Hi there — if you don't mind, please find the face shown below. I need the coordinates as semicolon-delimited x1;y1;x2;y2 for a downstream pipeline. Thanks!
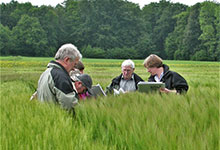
66;57;79;73
146;67;158;76
75;81;87;94
79;69;84;74
122;66;134;80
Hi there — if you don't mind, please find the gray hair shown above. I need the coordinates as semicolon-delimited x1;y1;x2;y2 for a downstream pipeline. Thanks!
55;43;82;61
121;59;135;69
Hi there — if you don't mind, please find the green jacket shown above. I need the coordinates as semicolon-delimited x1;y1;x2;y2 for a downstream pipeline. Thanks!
37;61;78;110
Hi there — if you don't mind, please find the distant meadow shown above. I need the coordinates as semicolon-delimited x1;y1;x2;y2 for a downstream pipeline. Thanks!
0;56;219;150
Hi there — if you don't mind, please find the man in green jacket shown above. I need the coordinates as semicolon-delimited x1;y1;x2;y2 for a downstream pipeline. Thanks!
37;43;91;110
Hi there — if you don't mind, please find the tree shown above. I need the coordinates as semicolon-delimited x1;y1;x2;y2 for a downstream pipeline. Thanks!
135;34;155;59
63;0;86;49
0;24;13;55
142;0;187;59
182;3;202;60
106;47;139;59
142;2;161;56
215;4;220;61
32;5;59;53
77;0;143;50
198;2;219;61
12;15;48;56
165;11;189;60
82;45;105;58
9;2;34;27
0;1;19;29
55;4;68;47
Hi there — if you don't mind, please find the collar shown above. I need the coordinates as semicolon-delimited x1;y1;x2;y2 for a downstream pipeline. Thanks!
49;60;70;77
121;74;134;80
154;71;164;82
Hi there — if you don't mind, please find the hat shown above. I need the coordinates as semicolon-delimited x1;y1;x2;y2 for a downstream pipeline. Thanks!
76;74;93;90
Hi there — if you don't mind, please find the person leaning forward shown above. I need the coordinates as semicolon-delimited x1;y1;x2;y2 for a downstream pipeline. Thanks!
143;54;188;94
72;74;93;100
106;59;144;94
37;43;83;110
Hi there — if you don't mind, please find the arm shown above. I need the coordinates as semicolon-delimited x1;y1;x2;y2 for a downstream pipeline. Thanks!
54;86;78;110
160;88;178;94
51;70;78;110
172;72;188;94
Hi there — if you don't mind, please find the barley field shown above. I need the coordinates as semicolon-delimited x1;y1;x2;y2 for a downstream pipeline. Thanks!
0;56;219;150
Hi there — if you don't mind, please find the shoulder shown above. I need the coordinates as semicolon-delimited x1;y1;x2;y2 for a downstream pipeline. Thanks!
112;74;122;82
51;67;69;80
133;73;144;81
168;70;182;78
164;70;187;84
51;67;72;90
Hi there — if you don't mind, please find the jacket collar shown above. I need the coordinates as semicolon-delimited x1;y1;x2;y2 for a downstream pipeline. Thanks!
48;60;70;77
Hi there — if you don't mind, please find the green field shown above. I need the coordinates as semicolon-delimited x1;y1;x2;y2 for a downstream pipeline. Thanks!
0;56;219;150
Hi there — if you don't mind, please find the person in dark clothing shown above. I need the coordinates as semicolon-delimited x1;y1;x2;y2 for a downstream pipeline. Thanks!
143;54;188;94
106;59;144;94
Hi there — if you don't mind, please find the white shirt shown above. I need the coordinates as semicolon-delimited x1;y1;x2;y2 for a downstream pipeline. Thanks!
154;72;164;82
119;75;136;92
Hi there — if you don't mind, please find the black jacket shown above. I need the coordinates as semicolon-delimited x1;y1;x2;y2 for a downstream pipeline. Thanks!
148;64;188;94
106;73;144;94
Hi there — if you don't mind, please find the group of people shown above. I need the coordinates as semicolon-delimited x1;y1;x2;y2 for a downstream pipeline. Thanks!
34;43;188;111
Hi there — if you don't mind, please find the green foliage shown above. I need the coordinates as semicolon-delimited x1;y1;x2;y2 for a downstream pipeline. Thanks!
182;3;202;60
0;1;220;61
0;57;219;149
215;5;220;61
106;47;139;59
0;24;13;55
0;1;19;29
12;15;48;56
198;2;218;61
31;6;59;51
165;11;189;60
82;45;105;58
191;49;208;61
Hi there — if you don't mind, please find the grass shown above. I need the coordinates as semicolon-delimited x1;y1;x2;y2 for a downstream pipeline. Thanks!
0;56;219;150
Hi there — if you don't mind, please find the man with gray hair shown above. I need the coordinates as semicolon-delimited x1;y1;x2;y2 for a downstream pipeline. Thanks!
106;59;144;94
37;43;84;111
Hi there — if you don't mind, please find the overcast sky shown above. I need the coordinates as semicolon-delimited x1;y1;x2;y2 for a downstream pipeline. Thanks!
1;0;219;8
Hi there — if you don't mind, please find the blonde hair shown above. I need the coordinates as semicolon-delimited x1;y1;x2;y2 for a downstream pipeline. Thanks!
143;54;163;68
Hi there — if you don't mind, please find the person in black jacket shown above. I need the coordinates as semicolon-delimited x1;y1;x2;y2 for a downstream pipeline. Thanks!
143;54;188;94
106;59;144;94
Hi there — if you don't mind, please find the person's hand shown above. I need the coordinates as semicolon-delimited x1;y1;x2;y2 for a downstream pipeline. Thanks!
160;88;177;94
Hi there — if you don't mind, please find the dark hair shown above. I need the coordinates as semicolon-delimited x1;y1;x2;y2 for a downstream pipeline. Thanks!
76;61;84;71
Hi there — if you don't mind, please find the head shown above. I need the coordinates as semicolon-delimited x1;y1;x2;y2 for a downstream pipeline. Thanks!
55;43;82;73
74;74;92;94
121;59;135;80
143;54;163;75
76;61;85;74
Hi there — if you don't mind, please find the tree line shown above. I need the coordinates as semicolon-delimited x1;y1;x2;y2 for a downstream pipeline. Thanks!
0;0;219;61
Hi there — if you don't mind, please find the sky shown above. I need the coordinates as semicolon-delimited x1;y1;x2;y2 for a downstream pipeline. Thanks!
1;0;219;8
